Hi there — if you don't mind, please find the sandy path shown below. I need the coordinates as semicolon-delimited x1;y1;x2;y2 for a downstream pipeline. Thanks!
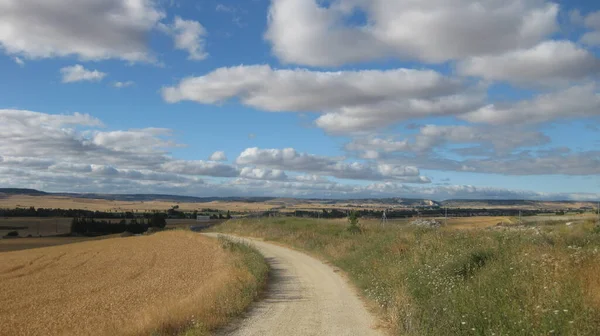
204;234;384;336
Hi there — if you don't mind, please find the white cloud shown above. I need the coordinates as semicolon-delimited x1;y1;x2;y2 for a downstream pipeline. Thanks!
236;147;428;183
375;146;600;176
162;65;481;133
14;57;24;67
239;167;288;181
581;11;600;46
209;151;228;161
160;17;208;61
314;93;483;134
265;0;558;66
113;81;135;88
0;0;163;62
458;40;600;85
0;110;595;199
582;31;600;46
462;83;600;125
160;160;239;177
60;65;107;83
91;128;180;154
347;125;550;156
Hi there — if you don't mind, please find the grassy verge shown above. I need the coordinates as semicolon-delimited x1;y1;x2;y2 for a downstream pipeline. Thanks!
211;218;600;335
180;235;269;336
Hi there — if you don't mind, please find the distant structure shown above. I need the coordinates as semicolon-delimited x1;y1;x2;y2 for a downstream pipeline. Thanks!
196;215;210;222
381;210;388;226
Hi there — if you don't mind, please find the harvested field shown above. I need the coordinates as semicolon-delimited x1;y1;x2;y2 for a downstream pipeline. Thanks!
0;231;268;336
0;236;110;253
0;217;72;237
0;195;275;212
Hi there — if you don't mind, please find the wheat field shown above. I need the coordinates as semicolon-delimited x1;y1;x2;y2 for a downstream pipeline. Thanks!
0;231;267;336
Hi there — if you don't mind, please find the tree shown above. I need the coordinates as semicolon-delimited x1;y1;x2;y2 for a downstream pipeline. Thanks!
226;210;232;219
347;210;362;234
150;213;167;229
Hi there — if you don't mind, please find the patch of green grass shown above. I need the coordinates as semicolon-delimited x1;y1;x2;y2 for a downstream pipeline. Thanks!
212;218;600;335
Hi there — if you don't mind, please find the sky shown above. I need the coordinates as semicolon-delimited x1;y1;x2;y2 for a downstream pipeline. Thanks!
0;0;599;201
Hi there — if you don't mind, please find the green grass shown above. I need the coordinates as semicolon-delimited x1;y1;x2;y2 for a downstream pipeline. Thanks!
212;218;600;335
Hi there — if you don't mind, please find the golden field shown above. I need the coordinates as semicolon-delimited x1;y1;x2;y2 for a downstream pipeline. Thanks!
0;195;275;212
0;236;113;253
0;231;268;336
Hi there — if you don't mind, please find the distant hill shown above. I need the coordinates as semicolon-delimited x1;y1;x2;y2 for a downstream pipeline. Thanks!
0;188;596;210
441;199;597;210
0;189;275;204
0;188;48;196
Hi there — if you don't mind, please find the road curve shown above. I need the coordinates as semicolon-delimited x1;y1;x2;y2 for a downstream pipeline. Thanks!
203;233;384;336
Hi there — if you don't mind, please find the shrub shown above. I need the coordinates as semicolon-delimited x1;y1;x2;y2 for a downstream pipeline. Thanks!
4;231;19;237
449;249;495;279
150;213;167;229
347;211;362;234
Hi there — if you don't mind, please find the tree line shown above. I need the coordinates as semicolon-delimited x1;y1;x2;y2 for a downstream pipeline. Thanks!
282;208;567;219
70;214;167;236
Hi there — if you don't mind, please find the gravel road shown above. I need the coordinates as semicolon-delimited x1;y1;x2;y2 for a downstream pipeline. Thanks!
204;233;384;336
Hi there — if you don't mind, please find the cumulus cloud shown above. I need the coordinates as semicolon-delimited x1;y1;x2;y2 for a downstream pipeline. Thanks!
347;125;550;157
581;11;600;46
162;65;481;133
159;17;208;61
376;147;600;176
60;65;107;83
236;147;428;183
1;110;595;199
209;151;228;161
0;109;234;179
0;0;163;62
458;41;600;85
265;0;558;66
239;167;288;181
160;160;239;177
462;83;600;125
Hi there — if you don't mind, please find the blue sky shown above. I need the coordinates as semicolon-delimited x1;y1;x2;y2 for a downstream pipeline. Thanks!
0;0;599;200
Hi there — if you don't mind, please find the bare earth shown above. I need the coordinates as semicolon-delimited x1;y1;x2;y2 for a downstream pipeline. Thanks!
206;233;384;336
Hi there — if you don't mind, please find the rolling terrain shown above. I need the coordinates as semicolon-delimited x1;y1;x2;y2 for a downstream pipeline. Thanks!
1;189;596;213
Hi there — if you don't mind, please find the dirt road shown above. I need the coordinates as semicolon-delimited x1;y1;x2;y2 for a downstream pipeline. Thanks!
205;234;384;336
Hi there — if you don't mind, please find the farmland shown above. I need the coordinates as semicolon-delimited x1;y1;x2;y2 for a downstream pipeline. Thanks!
0;194;275;213
212;216;600;335
0;231;268;336
0;218;224;252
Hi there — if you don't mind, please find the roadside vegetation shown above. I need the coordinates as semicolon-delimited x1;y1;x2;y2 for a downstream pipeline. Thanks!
0;231;268;336
213;217;600;335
